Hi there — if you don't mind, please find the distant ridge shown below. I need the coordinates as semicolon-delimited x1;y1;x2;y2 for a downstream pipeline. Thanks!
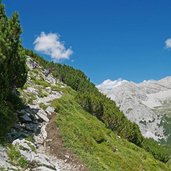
97;76;171;142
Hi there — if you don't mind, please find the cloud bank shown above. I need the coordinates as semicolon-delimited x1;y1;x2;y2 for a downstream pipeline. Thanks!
34;32;73;60
165;38;171;49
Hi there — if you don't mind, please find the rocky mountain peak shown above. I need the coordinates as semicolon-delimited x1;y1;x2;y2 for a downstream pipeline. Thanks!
97;76;171;142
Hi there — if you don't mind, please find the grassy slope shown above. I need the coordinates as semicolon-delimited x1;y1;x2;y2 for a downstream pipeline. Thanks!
52;88;171;171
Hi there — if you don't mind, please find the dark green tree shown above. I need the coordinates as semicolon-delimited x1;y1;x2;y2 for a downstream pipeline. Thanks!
0;4;27;102
0;3;8;102
7;12;27;90
0;3;27;137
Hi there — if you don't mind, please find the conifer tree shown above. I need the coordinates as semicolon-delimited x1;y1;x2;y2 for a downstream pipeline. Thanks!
0;3;27;102
0;2;8;102
7;12;27;90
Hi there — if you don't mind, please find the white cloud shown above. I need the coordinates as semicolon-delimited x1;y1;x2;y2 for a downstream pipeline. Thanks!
34;32;73;60
96;79;128;90
165;38;171;49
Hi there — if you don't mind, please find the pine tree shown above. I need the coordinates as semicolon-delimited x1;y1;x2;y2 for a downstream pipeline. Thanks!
0;3;27;102
0;2;27;136
7;12;27;90
0;3;8;102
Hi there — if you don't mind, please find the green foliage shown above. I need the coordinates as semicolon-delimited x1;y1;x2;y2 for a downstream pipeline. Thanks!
0;92;25;137
26;93;36;104
52;91;171;171
25;135;34;143
142;138;170;163
27;143;36;152
0;168;7;171
38;89;48;98
0;5;27;101
34;79;50;87
7;145;28;168
39;103;48;110
166;159;171;167
0;3;27;137
0;104;16;137
76;92;143;146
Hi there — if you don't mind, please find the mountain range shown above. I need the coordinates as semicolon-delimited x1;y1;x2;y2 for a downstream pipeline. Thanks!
97;77;171;143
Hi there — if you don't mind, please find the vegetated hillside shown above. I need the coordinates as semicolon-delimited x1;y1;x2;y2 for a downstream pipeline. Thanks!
0;54;170;171
26;50;170;164
51;86;171;171
0;2;171;170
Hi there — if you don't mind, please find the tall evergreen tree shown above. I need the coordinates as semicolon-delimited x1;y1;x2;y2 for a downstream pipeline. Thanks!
0;2;27;136
7;12;27;90
0;3;8;102
0;3;27;103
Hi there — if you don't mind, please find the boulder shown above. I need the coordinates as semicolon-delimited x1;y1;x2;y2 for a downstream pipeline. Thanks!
46;106;55;115
41;123;48;140
36;109;49;122
7;131;29;142
20;149;36;162
19;113;32;122
25;123;39;132
12;139;36;152
34;154;56;169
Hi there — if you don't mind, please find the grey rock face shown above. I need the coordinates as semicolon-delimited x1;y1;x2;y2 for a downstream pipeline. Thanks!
46;106;55;115
34;153;56;169
97;77;171;141
36;109;49;122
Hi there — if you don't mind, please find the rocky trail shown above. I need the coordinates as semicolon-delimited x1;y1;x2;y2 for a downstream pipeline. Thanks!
0;57;87;171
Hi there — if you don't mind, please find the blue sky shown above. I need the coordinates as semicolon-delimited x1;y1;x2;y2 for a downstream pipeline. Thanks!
3;0;171;84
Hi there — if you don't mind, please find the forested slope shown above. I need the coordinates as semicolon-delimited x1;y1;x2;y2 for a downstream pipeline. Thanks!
26;50;170;163
50;87;171;171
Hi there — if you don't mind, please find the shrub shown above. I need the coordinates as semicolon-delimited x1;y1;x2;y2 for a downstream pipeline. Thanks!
142;138;170;163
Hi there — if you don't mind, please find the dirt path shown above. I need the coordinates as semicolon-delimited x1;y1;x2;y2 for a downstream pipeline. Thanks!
46;112;88;171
